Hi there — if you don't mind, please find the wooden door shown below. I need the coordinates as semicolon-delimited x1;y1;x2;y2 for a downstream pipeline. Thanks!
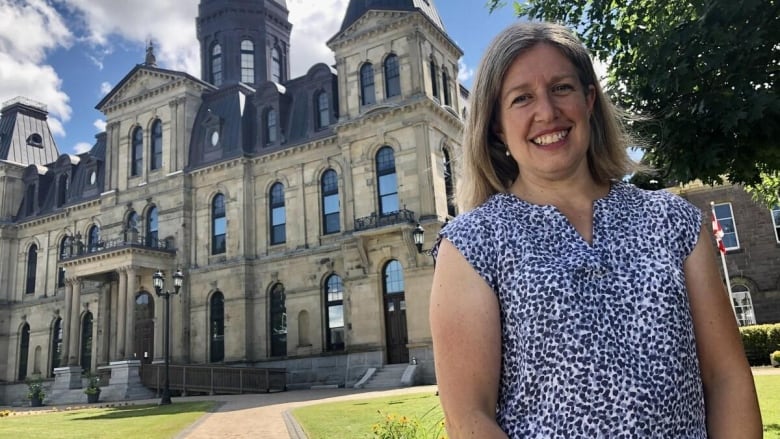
384;294;408;364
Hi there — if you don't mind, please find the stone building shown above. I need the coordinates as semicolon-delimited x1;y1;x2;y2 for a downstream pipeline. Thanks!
672;182;780;325
0;0;465;395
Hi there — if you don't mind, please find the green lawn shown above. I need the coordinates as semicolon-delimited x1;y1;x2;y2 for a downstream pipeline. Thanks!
0;401;214;439
756;375;780;438
293;392;446;439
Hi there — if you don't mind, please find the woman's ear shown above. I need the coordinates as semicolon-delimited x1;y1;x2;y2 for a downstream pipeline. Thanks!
492;122;506;145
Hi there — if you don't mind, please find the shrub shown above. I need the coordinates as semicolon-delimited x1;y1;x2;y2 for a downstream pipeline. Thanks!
740;323;780;366
26;377;45;401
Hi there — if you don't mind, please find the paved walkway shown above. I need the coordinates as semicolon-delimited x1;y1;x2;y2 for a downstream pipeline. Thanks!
164;385;440;438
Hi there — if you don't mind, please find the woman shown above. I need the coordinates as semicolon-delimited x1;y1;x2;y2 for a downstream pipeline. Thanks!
429;22;761;438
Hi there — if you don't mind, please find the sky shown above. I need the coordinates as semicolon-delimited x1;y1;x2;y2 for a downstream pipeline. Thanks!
0;0;519;156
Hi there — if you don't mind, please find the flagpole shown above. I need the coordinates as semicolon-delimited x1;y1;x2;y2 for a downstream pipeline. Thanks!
711;201;738;322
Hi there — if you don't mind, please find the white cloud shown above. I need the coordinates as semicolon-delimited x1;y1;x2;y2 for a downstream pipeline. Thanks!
457;57;474;83
0;0;73;131
100;82;112;96
73;141;92;154
286;0;348;77
93;119;106;133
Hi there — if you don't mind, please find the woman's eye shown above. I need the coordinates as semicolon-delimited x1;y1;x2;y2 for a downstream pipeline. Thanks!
553;84;575;93
510;95;529;105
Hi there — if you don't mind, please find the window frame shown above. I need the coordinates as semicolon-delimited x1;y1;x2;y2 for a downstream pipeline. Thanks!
212;194;226;255
25;244;37;294
376;147;399;215
713;202;740;251
731;284;757;326
146;206;158;247
240;39;255;84
384;54;401;98
321;169;340;234
360;63;375;106
771;206;780;243
150;119;163;171
324;274;345;351
211;43;223;86
315;91;329;129
269;183;286;245
265;108;278;145
271;46;282;83
131;126;143;177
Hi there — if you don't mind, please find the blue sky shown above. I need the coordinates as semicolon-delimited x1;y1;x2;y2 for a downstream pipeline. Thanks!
0;0;518;156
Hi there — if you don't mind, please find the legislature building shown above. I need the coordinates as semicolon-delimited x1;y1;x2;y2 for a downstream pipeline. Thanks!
0;0;467;398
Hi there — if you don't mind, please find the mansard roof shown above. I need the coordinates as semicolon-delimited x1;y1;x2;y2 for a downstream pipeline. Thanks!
338;0;445;33
0;97;59;166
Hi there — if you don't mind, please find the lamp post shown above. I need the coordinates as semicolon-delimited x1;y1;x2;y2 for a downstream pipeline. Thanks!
412;223;428;254
152;268;183;405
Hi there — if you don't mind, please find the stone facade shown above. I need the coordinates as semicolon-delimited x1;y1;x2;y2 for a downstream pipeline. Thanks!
0;0;463;395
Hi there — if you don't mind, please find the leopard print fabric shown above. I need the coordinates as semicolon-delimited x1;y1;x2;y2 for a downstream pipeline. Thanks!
435;181;706;438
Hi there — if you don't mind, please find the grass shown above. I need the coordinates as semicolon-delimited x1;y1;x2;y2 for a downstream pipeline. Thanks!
0;401;214;439
293;392;446;439
756;375;780;438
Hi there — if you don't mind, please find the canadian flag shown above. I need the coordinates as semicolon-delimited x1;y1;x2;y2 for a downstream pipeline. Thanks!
711;211;727;255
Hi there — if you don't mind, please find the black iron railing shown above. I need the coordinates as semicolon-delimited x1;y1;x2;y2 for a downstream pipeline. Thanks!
354;209;416;232
60;235;174;261
140;364;286;395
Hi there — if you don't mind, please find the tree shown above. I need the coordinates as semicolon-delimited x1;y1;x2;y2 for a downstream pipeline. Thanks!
487;0;779;196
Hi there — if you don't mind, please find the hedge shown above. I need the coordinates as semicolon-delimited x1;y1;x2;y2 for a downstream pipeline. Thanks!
740;324;780;366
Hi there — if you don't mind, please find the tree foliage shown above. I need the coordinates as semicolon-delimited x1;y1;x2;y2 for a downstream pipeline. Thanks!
487;0;779;192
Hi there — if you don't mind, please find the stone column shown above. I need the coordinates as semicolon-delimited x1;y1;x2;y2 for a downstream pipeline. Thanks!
99;281;112;365
60;280;73;367
116;269;127;359
67;280;81;365
125;268;137;359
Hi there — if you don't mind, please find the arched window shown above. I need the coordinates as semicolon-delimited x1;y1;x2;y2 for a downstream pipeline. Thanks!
18;323;30;381
127;211;139;242
732;284;757;326
443;148;456;217
57;237;67;288
360;63;375;105
376;147;398;215
270;284;287;357
211;43;223;86
321;170;340;234
212;194;226;254
265;108;277;145
325;274;345;351
146;206;158;247
88;225;100;252
271;47;281;82
384;260;404;294
25;244;37;294
57;174;68;207
315;91;329;129
50;317;62;375
131;126;143;176
150;119;162;171
430;59;439;99
80;312;93;373
384;54;400;98
210;292;225;362
442;69;452;106
241;39;255;84
270;183;285;244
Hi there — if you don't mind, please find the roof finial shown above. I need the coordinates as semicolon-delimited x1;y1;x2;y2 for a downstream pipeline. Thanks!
145;39;157;67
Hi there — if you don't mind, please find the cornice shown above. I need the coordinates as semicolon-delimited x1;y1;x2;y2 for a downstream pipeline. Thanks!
102;71;208;115
334;96;463;133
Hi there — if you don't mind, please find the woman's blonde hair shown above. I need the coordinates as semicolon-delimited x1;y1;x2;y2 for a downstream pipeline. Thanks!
457;22;637;211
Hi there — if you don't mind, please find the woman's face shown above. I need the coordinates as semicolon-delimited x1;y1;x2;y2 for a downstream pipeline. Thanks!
494;43;595;184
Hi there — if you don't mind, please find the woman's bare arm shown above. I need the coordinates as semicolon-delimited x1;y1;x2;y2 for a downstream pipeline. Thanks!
685;227;762;438
430;239;508;438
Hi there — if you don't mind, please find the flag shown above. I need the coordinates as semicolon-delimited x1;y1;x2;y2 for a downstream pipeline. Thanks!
711;211;727;255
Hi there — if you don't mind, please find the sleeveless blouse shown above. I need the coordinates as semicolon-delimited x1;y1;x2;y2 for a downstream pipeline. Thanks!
436;181;707;438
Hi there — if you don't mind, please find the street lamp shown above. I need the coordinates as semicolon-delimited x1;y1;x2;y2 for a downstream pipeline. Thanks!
412;223;428;254
153;268;183;405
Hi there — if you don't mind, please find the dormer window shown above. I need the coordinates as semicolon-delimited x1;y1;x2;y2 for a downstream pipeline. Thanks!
26;133;43;148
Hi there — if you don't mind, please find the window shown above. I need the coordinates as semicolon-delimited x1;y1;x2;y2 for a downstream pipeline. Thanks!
731;284;756;326
131;126;143;177
57;174;68;207
80;312;93;373
57;237;67;288
88;225;101;252
212;194;226;254
316;91;329;129
50;317;63;375
430;60;439;99
211;43;223;86
270;183;286;244
146;206;158;247
25;244;37;294
376;147;399;215
265;108;277;145
241;39;255;84
321;170;340;234
384;260;405;294
713;203;739;250
271;47;281;83
210;292;225;362
18;323;30;381
384;54;400;98
771;206;780;243
150;119;162;171
325;275;345;351
443;148;456;217
127;211;139;241
442;69;452;106
26;133;43;148
270;284;287;357
360;63;375;105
